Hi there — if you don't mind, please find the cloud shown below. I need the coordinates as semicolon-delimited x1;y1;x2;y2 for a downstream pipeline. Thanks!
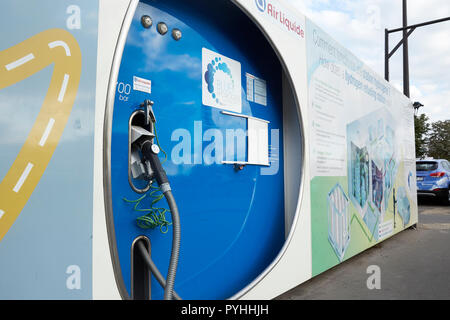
288;0;450;122
127;18;201;80
0;90;94;145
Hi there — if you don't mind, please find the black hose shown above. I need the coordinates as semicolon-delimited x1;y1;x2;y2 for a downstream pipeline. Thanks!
163;189;181;300
140;140;181;300
136;241;182;300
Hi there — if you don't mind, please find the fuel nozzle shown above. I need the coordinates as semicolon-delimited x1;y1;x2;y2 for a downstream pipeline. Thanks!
132;100;170;189
140;139;169;187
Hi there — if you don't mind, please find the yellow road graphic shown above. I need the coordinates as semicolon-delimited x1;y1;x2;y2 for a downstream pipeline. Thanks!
0;29;81;242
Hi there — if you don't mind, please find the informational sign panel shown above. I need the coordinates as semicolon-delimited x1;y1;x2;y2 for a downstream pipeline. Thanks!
306;19;418;276
0;0;98;299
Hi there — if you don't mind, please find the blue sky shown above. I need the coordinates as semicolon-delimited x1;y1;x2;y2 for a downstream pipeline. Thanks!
289;0;450;123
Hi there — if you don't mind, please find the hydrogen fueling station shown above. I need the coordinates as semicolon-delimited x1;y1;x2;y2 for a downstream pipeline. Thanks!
0;0;418;300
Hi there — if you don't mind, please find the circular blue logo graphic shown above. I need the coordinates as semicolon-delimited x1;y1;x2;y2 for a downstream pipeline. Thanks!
255;0;266;12
204;57;234;105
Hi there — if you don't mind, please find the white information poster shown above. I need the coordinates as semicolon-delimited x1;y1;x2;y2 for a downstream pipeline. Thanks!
306;19;418;277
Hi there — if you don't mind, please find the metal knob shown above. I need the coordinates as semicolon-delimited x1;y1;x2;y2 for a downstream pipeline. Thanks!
157;22;168;35
141;15;153;29
172;28;182;41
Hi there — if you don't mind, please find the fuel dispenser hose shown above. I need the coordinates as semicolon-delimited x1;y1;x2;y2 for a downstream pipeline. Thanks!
140;139;181;300
136;240;182;300
160;189;181;300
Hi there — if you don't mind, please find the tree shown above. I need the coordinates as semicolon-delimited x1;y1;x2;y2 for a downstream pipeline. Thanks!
414;114;430;159
427;120;450;160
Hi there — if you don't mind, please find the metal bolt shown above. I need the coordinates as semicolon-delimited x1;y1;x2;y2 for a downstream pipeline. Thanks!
157;22;168;35
172;28;182;41
141;15;153;29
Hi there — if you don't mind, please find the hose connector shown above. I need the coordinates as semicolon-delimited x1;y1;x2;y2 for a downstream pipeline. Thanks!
160;182;171;194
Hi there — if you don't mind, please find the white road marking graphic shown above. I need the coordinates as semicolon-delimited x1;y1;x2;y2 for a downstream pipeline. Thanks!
58;74;70;102
13;163;34;193
39;118;56;147
0;210;4;219
5;53;35;71
48;41;71;57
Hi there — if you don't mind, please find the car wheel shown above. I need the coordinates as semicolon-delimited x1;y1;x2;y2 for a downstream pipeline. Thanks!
442;188;450;206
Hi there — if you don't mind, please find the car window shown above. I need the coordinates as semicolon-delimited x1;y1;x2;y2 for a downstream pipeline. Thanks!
443;162;450;171
416;162;438;171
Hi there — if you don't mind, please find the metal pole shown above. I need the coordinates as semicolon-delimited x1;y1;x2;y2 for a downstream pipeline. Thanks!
385;28;389;81
403;0;410;97
388;16;450;33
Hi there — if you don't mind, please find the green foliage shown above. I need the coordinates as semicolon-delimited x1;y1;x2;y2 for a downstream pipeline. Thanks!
414;114;430;159
427;120;450;161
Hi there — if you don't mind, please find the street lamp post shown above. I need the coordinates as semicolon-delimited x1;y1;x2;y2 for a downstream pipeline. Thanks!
384;1;450;98
402;0;410;98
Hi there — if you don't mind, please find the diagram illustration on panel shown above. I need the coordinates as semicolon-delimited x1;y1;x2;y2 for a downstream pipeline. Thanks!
347;108;399;241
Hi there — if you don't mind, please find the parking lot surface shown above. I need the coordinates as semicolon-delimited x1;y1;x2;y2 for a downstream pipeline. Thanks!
276;198;450;300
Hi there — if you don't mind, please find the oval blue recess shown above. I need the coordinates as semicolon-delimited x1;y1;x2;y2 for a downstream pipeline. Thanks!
110;0;285;300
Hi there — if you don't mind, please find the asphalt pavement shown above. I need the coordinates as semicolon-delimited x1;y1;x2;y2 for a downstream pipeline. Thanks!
276;197;450;300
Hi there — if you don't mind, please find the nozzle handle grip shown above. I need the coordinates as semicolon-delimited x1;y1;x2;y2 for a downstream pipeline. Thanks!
141;140;169;186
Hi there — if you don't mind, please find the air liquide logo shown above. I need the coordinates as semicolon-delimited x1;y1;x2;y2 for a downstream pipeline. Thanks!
255;0;267;12
254;0;305;39
202;48;242;113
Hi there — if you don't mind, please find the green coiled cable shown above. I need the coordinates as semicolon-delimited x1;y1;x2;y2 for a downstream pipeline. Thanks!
123;121;171;233
123;184;172;233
